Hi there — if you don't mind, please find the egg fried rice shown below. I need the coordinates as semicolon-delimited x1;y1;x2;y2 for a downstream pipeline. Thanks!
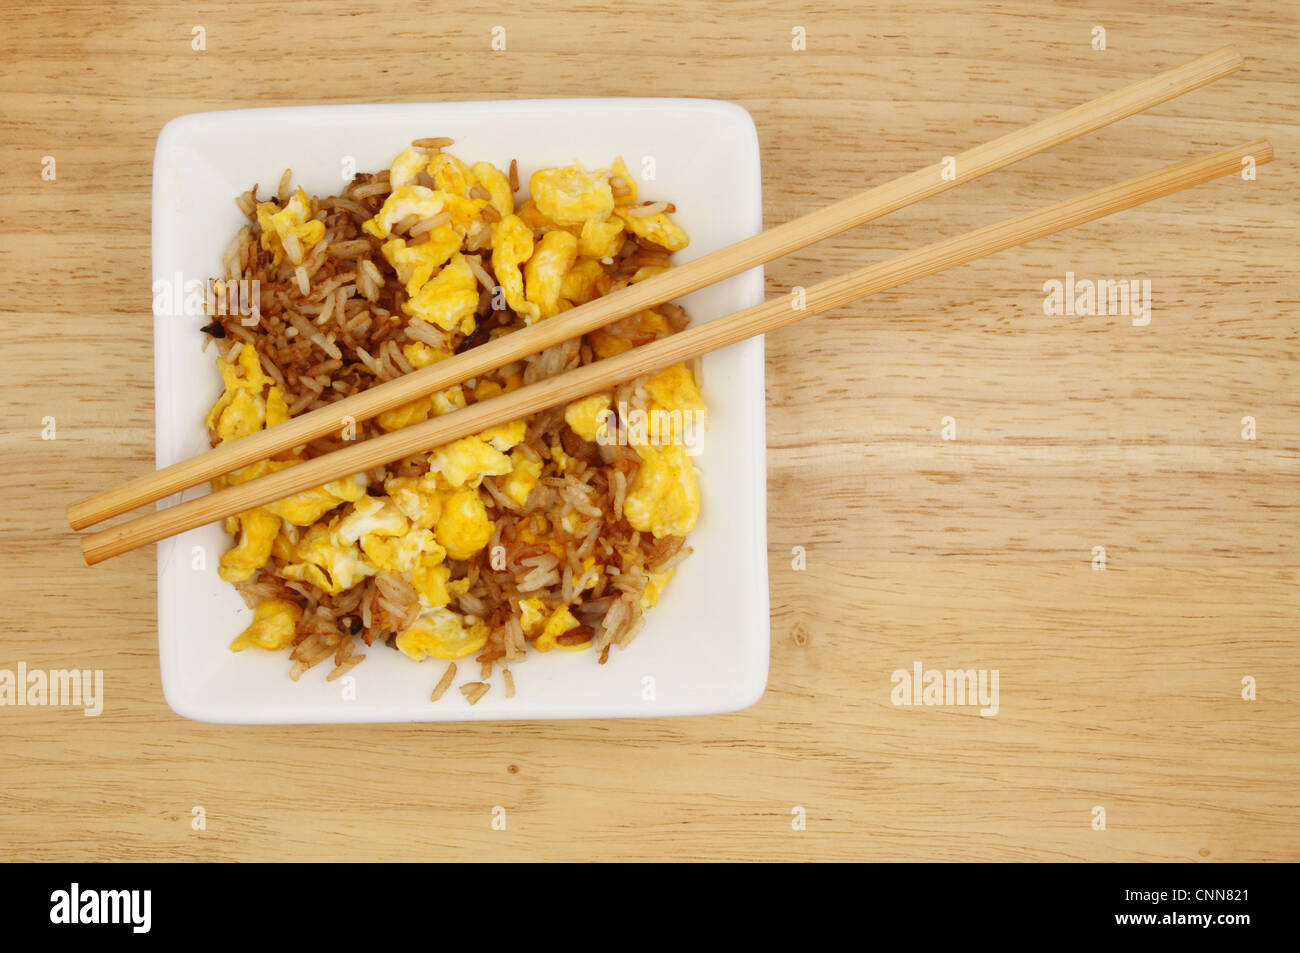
202;141;704;701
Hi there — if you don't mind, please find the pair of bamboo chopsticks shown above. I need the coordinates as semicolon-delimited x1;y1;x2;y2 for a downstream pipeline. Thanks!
73;47;1267;565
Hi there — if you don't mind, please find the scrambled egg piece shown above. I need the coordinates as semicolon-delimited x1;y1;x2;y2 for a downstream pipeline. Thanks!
335;495;409;544
491;214;539;323
219;508;281;583
280;521;376;595
614;206;689;251
622;443;700;538
534;605;590;652
405;253;480;335
643;362;706;443
502;452;543;505
267;474;367;526
362;186;447;239
610;156;638;204
577;219;624;259
620;363;705;538
256;188;325;266
518;597;547;636
641;568;676;609
560;257;610;305
472;161;514;217
388;147;429;189
432;384;467;416
564;393;612;443
382;230;460;296
411;559;455;608
230;599;302;652
361;527;445;573
206;345;283;444
428;154;475;198
396;607;489;660
403;341;452;369
435;488;494;560
376;395;433;432
530;163;615;226
479;419;527;451
429;436;513;488
524;230;578;320
385;474;443;529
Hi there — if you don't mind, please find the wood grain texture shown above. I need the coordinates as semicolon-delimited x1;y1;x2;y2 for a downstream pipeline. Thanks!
1;0;1296;861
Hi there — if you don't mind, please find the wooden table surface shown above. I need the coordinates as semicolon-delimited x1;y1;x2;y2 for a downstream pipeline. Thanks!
1;1;1296;862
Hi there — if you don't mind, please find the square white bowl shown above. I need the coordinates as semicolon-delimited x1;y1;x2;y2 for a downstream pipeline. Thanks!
152;99;768;723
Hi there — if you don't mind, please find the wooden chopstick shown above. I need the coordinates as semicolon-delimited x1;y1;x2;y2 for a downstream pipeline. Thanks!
65;46;1245;531
79;139;1272;566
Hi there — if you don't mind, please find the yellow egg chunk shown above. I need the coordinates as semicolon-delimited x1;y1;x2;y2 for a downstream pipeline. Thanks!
560;257;611;305
402;341;452;369
433;190;489;227
215;388;266;443
221;457;293;488
267;475;366;526
230;598;302;652
622;443;701;538
474;379;504;401
534;605;589;652
530;163;615;226
265;386;290;427
477;419;527;452
382;229;461;297
376;395;433;432
404;253;480;335
335;496;409;545
281;522;376;595
646;362;705;410
613;207;689;251
207;345;272;438
219;344;269;393
436;488;495;560
256;189;325;266
564;393;612;443
472;161;514;217
364;526;446;576
429;435;513;488
410;559;453;608
640;568;676;609
502;453;543;506
518;597;547;636
491;214;540;323
577;218;624;259
610;156;638;205
550;441;573;474
388;147;429;189
425;385;463;418
384;474;443;529
589;328;634;359
218;508;282;583
270;524;298;562
513;198;558;232
428;153;475;196
363;185;448;239
396;607;489;661
524;229;578;321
